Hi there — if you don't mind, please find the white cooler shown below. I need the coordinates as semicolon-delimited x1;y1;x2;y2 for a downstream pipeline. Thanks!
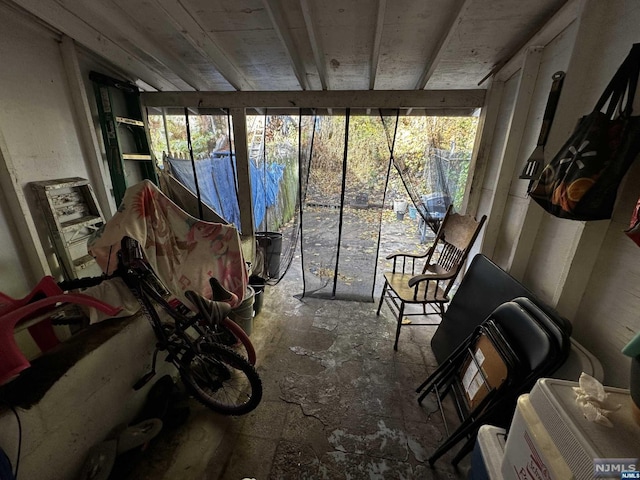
501;378;640;480
469;425;507;480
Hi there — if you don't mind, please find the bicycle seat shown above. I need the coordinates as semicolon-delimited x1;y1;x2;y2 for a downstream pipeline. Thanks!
209;277;238;305
184;290;232;325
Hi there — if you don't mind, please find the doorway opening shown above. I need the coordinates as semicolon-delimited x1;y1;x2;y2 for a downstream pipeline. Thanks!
146;109;478;301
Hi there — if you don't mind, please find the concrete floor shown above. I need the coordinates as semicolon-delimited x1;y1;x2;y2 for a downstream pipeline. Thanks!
118;248;473;480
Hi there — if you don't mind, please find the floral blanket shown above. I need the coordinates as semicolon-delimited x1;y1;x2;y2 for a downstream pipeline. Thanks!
88;180;247;308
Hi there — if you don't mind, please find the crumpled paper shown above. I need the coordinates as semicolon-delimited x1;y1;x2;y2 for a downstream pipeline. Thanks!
572;372;621;427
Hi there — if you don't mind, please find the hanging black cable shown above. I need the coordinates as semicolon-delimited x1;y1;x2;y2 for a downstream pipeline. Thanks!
225;108;241;212
303;113;317;209
297;110;307;294
371;109;399;299
184;107;203;219
332;109;350;298
299;112;318;295
262;110;268;231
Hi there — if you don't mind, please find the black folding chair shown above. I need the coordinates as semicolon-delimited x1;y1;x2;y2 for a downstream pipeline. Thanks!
416;299;568;465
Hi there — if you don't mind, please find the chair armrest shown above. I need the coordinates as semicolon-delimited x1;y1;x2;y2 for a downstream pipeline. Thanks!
385;252;425;260
408;269;456;288
385;246;433;261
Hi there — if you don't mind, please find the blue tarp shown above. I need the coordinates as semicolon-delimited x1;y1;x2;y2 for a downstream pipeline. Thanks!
167;152;284;229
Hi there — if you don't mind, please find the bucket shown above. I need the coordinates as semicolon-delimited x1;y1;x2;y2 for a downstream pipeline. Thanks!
393;199;407;213
248;275;266;316
408;205;417;220
229;286;255;336
256;232;282;279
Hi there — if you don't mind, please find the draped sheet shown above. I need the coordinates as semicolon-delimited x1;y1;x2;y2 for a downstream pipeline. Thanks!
88;180;247;308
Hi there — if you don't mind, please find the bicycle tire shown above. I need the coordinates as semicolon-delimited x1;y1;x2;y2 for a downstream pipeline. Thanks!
180;342;262;415
220;318;257;366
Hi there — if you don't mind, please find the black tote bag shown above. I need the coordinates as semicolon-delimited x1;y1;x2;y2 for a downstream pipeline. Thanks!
529;43;640;221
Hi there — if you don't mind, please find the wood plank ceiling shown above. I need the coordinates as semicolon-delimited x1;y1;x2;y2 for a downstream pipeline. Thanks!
9;0;569;94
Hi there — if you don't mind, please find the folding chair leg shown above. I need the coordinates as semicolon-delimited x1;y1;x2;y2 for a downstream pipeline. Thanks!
452;434;476;466
416;331;477;399
428;415;483;466
376;281;388;316
416;359;459;402
393;302;405;351
428;390;503;466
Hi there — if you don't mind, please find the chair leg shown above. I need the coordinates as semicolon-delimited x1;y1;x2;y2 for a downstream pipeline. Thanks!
452;434;477;466
376;281;388;316
393;302;405;351
416;331;477;397
428;414;483;466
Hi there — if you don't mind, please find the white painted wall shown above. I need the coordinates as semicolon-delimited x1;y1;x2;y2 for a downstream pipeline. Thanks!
494;24;578;269
0;6;168;478
564;0;640;387
481;0;640;387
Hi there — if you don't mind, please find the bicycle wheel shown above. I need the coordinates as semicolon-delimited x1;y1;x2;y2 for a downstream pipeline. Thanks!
220;318;257;366
197;318;257;366
180;342;262;415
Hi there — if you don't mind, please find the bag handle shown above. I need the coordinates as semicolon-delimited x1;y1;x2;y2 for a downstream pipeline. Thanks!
594;43;640;119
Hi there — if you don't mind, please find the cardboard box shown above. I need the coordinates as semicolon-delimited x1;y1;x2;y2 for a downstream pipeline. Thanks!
460;332;508;410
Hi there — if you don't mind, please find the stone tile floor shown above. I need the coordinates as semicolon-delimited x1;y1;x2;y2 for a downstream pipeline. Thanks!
118;216;472;480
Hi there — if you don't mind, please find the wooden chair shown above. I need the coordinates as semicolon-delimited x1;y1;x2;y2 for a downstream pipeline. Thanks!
376;205;486;350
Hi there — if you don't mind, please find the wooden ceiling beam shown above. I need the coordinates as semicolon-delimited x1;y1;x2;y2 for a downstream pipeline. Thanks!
141;89;485;109
300;0;328;90
415;0;471;90
152;0;254;91
369;0;386;90
493;0;581;83
12;0;179;91
262;0;309;90
61;0;210;91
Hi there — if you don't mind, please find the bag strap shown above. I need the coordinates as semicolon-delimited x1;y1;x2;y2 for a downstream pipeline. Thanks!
595;43;640;118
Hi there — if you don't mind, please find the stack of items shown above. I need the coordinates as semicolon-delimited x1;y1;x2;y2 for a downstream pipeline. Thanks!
470;376;640;480
416;297;571;466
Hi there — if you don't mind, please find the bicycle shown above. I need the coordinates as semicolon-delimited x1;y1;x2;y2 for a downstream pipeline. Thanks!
59;237;262;416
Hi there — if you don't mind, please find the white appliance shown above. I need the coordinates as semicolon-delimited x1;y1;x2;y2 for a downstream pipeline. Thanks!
501;378;640;480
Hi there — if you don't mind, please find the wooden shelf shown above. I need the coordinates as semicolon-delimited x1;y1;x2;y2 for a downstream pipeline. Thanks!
116;116;144;127
122;153;152;161
60;215;103;232
72;254;96;270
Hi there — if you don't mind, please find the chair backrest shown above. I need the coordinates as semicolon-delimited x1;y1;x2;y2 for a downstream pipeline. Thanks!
489;302;554;374
511;297;571;369
423;205;487;294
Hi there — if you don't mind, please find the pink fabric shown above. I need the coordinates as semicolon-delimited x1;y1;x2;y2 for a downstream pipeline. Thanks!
88;180;247;308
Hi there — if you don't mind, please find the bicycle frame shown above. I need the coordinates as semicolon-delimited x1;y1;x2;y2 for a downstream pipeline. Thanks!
116;238;255;385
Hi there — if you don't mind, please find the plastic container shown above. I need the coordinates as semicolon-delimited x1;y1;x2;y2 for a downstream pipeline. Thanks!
551;338;604;382
504;378;640;480
229;286;255;336
408;205;417;220
501;394;572;480
393;199;407;213
248;275;266;316
470;425;506;480
256;232;282;279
